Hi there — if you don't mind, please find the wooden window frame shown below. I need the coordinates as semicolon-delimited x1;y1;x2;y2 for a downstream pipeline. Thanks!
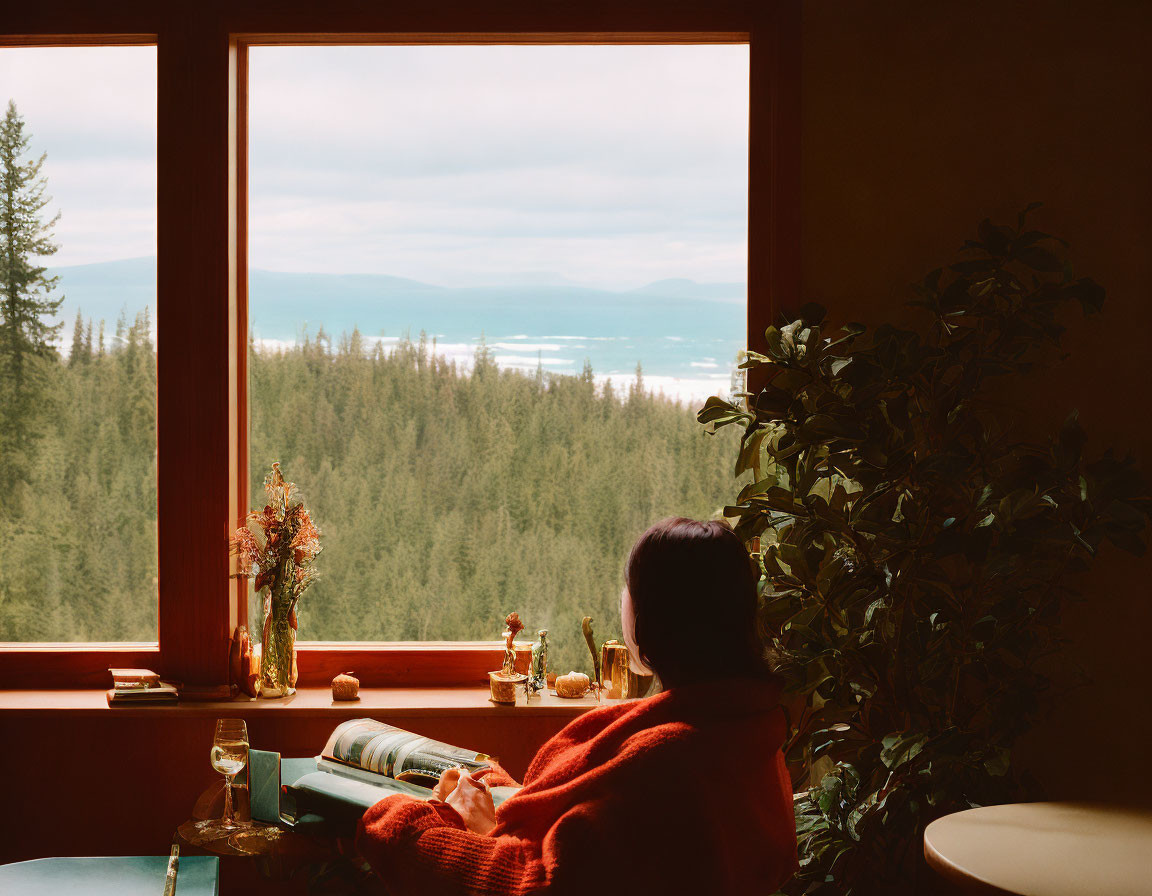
0;1;800;691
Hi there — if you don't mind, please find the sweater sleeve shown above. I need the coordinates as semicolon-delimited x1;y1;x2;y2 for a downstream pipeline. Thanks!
481;759;519;788
356;795;544;896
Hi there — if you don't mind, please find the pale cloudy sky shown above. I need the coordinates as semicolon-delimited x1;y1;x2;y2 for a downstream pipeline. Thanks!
0;46;157;267
1;44;747;291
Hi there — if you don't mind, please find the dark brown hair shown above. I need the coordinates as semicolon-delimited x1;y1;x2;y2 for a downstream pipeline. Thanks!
624;517;764;687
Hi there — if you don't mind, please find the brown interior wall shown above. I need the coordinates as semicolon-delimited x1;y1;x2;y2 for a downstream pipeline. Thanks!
802;0;1152;799
4;1;1151;883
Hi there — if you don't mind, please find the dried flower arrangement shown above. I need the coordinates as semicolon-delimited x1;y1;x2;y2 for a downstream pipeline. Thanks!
230;462;322;697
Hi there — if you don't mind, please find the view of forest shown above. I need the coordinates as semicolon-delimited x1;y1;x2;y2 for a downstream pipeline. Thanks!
249;332;739;672
0;313;740;673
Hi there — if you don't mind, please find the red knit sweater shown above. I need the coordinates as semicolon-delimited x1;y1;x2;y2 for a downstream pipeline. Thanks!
356;676;798;895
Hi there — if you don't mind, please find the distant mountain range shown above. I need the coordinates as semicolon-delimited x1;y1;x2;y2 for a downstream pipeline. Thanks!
48;257;745;396
48;257;745;345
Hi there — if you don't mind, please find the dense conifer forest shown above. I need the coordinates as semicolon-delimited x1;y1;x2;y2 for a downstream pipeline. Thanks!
252;331;739;673
0;311;157;641
1;318;739;674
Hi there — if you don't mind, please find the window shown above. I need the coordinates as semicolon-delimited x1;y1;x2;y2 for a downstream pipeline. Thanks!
246;45;748;672
0;45;157;643
0;8;798;690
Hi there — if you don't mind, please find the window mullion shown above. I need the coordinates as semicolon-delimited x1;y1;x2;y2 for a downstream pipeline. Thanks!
156;21;235;689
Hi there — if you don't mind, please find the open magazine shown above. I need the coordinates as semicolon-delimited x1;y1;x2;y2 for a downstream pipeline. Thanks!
320;718;494;788
277;718;517;826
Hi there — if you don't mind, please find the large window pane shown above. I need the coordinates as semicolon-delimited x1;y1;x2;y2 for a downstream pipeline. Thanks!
0;47;157;642
248;45;746;671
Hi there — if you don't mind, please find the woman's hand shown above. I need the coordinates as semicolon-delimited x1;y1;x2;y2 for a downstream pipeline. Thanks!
441;768;497;835
431;767;462;802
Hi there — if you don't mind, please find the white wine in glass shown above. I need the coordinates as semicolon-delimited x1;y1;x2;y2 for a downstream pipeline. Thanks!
194;719;250;839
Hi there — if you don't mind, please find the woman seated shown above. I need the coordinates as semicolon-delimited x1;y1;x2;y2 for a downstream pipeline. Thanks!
356;517;798;895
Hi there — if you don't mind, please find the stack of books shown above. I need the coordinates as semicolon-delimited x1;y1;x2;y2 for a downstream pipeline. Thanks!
106;667;180;705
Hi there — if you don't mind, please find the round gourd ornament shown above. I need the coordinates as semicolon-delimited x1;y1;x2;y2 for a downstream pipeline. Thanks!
555;671;590;698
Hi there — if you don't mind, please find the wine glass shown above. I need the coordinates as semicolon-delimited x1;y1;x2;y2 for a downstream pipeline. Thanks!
193;719;250;839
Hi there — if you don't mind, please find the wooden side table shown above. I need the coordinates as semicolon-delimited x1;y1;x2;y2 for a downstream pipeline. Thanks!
923;802;1152;896
176;779;334;880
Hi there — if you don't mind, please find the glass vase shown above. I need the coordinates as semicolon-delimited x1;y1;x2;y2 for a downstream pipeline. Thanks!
259;588;297;698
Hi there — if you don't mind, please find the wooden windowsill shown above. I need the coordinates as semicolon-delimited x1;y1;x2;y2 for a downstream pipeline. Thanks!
0;685;614;718
0;642;533;689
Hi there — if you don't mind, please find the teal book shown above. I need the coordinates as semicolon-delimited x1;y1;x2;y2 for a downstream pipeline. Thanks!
287;770;518;828
248;749;284;825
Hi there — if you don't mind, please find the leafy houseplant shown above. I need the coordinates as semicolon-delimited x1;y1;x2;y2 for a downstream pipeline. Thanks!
231;463;322;697
699;211;1150;893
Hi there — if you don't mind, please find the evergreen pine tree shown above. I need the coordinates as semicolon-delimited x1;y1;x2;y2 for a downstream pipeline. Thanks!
630;361;645;401
68;310;84;366
114;309;127;353
473;332;495;378
0;100;64;490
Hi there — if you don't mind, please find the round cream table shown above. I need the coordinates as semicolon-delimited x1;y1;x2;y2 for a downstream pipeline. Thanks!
923;802;1152;895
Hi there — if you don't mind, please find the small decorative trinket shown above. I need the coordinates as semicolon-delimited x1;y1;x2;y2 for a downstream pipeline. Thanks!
525;629;549;699
581;616;603;699
229;626;246;686
229;626;259;697
555;671;591;698
600;639;630;699
332;672;359;701
489;612;528;704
